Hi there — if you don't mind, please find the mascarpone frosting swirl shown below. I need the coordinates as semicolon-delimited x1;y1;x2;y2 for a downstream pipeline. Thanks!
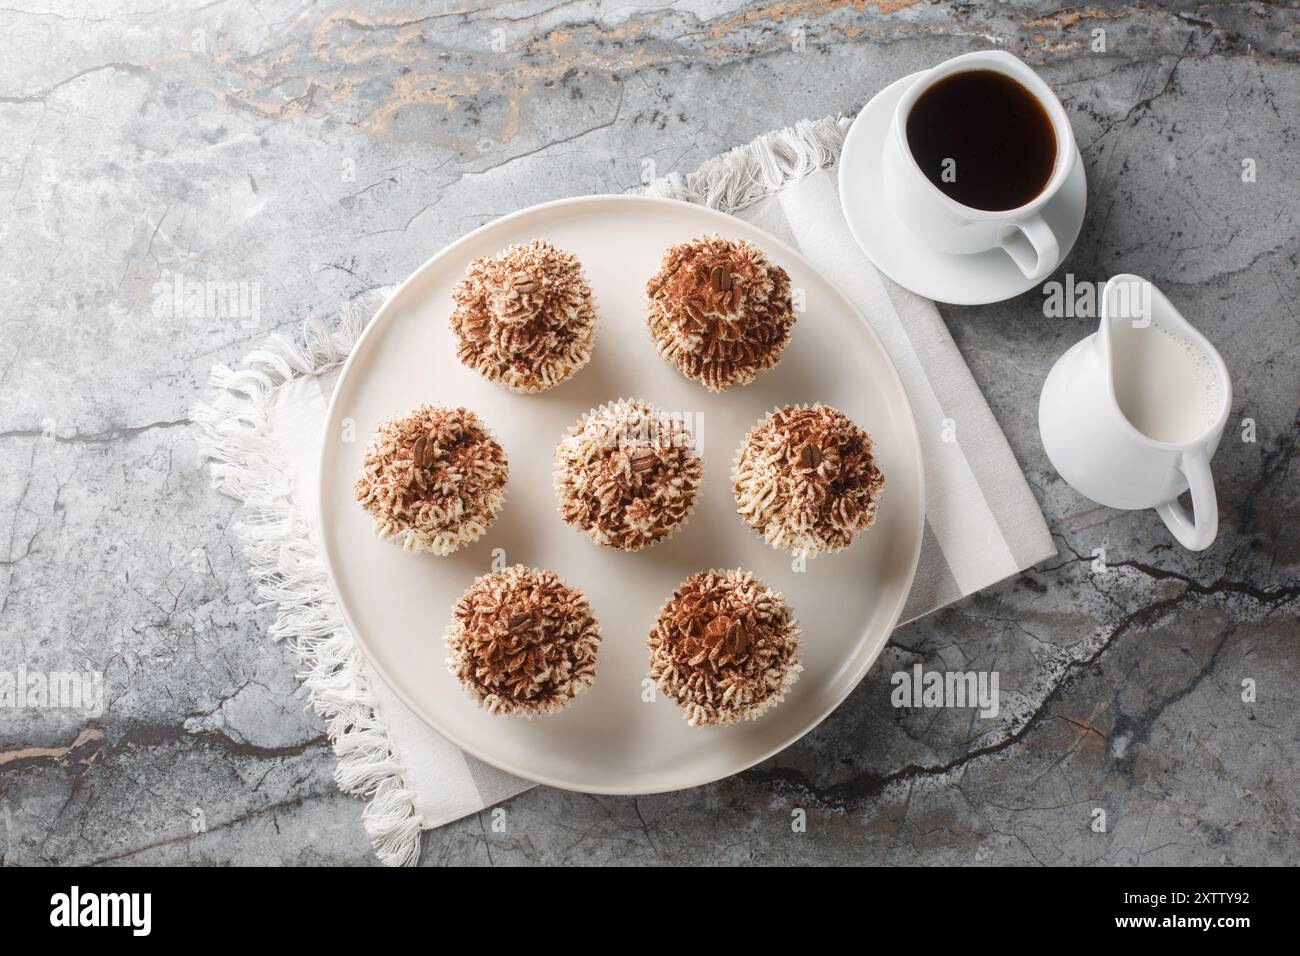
645;234;796;392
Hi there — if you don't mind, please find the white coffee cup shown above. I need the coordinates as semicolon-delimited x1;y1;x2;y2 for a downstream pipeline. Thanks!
1039;276;1231;552
882;50;1080;281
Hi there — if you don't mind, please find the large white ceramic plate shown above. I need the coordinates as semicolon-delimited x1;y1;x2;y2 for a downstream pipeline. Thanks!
318;195;924;794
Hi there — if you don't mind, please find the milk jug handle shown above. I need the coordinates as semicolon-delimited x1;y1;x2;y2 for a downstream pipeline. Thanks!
1155;446;1218;551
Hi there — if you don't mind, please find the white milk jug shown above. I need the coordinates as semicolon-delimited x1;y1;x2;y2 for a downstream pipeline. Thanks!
1039;275;1232;551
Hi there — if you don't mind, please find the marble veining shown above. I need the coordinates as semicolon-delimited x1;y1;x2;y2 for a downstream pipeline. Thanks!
0;0;1296;865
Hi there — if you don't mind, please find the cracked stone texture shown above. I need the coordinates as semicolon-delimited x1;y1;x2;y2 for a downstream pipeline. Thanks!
0;0;1296;866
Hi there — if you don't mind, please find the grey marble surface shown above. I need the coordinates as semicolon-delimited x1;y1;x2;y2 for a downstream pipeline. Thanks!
0;0;1296;866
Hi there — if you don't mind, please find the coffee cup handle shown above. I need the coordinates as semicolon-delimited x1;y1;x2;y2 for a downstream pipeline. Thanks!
1000;213;1060;282
1155;446;1219;551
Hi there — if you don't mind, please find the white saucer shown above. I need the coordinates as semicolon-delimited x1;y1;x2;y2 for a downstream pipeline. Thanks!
838;71;1088;306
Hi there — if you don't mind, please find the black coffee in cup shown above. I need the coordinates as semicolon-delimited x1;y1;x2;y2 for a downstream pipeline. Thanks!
905;69;1057;211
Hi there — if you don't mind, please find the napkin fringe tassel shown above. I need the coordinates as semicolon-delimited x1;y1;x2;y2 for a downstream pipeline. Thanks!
193;290;421;867
642;115;844;212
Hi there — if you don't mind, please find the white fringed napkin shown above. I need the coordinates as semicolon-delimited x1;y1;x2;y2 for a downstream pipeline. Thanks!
195;117;1053;866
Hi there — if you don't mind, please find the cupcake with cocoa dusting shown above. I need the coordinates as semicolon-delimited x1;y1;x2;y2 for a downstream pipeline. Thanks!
733;403;884;557
450;239;597;392
354;405;508;555
445;565;602;718
645;234;796;392
553;398;702;552
648;568;801;727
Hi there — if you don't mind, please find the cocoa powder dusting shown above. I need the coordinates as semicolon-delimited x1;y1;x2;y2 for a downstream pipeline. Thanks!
553;399;702;552
733;403;884;556
645;234;796;393
445;565;602;718
450;239;596;393
647;569;801;727
354;405;508;556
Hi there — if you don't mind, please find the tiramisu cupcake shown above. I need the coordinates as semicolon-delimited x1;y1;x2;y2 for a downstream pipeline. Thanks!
553;398;701;552
733;403;884;557
645;234;796;392
450;239;596;392
648;569;801;727
445;565;602;718
354;405;508;555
